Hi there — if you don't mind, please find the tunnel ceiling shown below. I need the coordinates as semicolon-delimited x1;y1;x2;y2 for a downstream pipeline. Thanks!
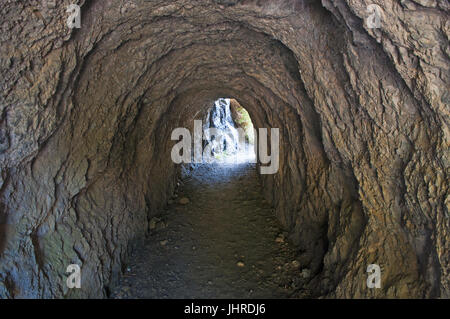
0;0;448;298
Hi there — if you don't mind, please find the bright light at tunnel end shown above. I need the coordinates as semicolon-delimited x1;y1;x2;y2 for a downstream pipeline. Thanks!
171;120;280;174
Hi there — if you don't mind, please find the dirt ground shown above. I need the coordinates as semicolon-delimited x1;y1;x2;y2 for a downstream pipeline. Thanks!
111;162;311;298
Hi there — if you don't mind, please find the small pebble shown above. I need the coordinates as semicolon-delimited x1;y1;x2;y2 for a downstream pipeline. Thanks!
179;197;190;205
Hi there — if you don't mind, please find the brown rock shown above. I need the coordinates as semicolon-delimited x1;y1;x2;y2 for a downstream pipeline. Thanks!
179;197;190;205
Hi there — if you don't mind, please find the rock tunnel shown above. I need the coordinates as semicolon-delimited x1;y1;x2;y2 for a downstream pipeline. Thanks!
0;0;448;298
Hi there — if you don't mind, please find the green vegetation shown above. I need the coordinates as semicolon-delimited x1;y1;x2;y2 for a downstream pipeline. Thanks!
233;106;254;144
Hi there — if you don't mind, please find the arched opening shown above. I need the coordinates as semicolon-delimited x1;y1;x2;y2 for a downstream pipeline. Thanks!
116;94;298;298
201;98;256;164
111;96;305;298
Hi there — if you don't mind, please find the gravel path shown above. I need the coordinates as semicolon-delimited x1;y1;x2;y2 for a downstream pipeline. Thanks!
111;162;310;299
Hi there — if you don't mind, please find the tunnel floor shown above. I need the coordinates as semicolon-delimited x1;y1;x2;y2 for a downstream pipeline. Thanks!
110;162;311;298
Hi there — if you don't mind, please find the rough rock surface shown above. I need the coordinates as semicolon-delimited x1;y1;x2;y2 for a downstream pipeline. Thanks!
0;0;448;298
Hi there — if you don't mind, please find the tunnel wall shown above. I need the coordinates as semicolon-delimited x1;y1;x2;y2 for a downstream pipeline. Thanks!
0;0;448;298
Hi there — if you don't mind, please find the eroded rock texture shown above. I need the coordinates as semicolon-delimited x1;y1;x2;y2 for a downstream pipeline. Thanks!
0;0;448;298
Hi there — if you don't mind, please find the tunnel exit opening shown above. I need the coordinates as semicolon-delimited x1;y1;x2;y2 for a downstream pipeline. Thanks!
202;98;255;164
